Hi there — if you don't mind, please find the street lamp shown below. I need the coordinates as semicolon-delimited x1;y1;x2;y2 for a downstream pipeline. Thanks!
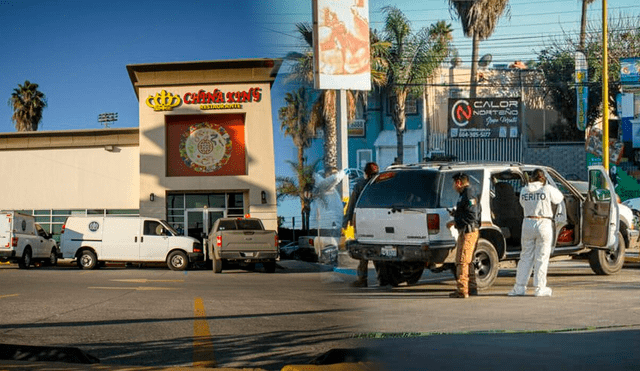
98;112;118;128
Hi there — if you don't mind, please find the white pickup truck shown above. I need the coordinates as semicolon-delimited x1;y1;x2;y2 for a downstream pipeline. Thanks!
207;217;278;273
0;211;59;268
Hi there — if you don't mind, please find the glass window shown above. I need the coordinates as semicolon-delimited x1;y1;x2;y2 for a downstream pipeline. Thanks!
439;170;483;208
143;220;163;236
217;220;236;230
186;195;210;208
53;210;72;215
357;170;440;209
87;210;104;215
167;194;185;209
228;193;244;208
34;210;50;215
107;209;138;215
237;219;262;230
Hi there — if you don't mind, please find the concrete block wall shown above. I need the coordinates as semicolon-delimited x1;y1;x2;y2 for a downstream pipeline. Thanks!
524;144;587;181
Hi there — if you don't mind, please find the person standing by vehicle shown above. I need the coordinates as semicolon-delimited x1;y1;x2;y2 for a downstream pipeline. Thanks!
450;172;481;298
509;168;564;297
343;162;379;287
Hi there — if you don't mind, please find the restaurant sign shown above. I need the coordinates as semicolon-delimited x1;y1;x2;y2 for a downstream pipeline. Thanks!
145;87;263;111
448;98;521;139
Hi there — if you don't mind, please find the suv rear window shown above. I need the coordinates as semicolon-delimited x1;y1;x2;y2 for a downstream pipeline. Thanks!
356;170;439;209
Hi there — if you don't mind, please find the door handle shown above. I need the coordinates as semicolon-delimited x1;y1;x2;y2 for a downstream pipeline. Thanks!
135;236;137;242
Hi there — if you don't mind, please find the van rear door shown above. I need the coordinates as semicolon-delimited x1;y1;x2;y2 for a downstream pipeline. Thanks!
0;213;13;255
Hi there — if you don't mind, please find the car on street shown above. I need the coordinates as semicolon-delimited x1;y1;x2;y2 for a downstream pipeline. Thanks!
279;241;318;262
347;162;628;289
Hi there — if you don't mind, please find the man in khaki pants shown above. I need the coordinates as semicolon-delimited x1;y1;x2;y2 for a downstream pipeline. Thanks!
450;172;481;298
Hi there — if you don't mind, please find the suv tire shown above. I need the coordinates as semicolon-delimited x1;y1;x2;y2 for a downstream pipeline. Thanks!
589;231;626;275
474;238;499;289
387;262;425;287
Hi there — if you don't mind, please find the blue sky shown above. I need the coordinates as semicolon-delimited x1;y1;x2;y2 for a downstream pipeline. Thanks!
2;0;639;207
2;0;638;134
3;0;637;224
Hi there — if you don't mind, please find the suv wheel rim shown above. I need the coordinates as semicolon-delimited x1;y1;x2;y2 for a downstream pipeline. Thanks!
474;252;490;278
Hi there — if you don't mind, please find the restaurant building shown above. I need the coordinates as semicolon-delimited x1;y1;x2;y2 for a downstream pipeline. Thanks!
0;59;282;241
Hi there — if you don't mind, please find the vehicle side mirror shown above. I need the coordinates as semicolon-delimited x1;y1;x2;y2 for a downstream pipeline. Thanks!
593;189;611;202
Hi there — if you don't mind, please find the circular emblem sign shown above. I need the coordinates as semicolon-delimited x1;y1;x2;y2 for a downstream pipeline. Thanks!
88;222;100;232
179;122;232;173
451;99;473;127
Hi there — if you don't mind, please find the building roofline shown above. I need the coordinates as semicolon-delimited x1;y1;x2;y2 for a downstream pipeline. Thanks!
126;58;283;98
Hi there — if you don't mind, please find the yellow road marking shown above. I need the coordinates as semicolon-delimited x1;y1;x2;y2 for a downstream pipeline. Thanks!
193;297;217;368
111;279;185;283
0;294;19;299
87;287;176;291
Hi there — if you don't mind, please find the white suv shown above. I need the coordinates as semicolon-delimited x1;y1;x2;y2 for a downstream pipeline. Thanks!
347;162;635;288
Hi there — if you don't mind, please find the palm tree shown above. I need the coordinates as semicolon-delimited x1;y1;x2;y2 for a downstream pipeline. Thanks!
276;160;319;232
380;6;454;164
8;80;47;131
286;23;388;176
448;0;510;98
579;0;597;50
279;87;314;172
278;87;316;231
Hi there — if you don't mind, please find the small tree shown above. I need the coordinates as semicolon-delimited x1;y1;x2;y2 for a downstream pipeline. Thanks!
8;80;47;131
379;6;454;164
276;160;320;232
278;87;316;231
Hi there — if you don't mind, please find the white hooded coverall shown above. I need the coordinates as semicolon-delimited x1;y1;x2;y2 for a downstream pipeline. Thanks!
512;181;564;296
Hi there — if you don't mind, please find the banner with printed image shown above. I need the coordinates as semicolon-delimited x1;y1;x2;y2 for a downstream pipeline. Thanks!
312;0;371;91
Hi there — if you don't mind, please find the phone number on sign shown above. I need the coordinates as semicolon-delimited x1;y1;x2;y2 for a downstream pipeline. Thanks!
458;129;491;138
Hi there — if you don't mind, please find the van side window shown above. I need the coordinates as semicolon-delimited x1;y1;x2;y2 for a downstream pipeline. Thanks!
144;221;163;236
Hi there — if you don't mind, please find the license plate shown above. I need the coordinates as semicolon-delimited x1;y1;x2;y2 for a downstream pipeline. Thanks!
241;252;255;257
381;246;397;258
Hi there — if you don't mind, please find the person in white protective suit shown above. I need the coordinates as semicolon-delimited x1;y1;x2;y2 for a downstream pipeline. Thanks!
508;168;564;297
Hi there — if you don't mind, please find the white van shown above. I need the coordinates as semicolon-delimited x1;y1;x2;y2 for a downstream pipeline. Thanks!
60;216;203;270
0;211;59;268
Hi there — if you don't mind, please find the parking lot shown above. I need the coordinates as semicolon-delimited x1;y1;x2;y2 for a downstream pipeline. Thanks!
1;257;639;370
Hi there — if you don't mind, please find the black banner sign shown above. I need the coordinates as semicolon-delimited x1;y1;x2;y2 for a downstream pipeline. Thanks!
448;98;521;139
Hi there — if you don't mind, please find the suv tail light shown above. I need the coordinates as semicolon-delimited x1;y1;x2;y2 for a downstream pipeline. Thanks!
11;237;18;247
308;238;314;246
275;234;279;249
427;214;440;235
216;235;222;248
61;224;66;234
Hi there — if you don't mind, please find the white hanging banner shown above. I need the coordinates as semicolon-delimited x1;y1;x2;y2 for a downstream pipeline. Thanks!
312;0;371;91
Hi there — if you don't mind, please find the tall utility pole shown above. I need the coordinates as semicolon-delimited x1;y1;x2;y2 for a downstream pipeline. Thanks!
602;0;609;170
98;112;118;128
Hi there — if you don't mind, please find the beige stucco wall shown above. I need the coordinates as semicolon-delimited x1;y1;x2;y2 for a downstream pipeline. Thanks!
0;145;139;210
137;83;278;230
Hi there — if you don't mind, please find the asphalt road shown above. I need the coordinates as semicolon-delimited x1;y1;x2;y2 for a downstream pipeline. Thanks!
0;260;362;370
1;257;639;370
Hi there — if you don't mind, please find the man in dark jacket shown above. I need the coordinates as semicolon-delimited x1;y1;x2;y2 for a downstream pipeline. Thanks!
343;162;379;287
450;172;481;298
